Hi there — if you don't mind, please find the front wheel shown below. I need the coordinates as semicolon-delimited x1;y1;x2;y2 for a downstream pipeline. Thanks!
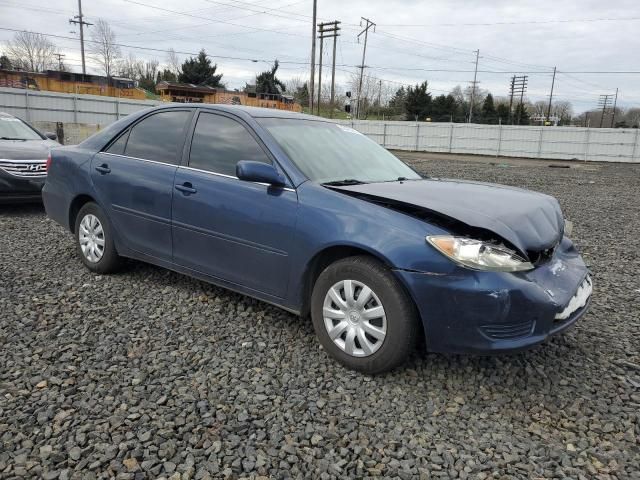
310;256;419;374
75;202;122;274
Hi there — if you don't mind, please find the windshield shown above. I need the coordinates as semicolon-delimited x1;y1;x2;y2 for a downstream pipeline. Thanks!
0;116;43;140
258;118;421;184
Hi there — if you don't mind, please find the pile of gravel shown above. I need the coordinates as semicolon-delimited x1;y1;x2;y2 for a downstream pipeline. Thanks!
1;154;638;479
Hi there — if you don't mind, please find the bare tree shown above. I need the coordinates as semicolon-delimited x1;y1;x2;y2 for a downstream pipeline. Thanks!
117;52;142;80
88;19;121;78
5;31;57;72
167;48;181;77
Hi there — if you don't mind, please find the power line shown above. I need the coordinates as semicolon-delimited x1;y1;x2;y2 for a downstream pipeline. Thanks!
378;16;640;27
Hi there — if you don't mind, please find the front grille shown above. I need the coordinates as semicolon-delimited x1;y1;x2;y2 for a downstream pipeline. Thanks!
0;159;47;178
480;320;534;340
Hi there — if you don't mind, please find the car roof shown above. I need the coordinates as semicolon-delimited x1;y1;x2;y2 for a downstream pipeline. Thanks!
173;103;329;122
0;111;17;118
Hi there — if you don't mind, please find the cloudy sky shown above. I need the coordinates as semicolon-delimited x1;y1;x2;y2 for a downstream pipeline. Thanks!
1;0;639;113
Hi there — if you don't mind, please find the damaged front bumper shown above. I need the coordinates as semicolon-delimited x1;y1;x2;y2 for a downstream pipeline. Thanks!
394;236;591;354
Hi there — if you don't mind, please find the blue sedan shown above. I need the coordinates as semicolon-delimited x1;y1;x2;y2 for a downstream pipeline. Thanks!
43;105;591;373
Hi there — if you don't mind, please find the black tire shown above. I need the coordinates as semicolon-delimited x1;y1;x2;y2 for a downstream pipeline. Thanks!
74;202;122;274
310;255;419;374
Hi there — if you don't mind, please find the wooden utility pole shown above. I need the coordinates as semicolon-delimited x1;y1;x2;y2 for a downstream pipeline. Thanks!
317;21;340;117
356;17;375;119
508;75;528;125
308;0;317;112
54;53;65;71
69;0;92;76
611;87;619;128
546;66;557;123
468;49;480;123
598;93;614;128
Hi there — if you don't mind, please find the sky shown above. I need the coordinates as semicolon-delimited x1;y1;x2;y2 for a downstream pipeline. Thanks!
1;0;639;113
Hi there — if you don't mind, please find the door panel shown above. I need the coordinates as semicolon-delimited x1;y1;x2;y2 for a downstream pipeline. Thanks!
172;168;298;298
91;153;176;260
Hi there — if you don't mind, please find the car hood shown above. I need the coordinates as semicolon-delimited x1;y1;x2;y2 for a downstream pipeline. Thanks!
0;139;59;160
331;178;564;255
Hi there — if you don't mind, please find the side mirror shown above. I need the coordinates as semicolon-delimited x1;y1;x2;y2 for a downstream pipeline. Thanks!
236;161;286;188
44;132;57;140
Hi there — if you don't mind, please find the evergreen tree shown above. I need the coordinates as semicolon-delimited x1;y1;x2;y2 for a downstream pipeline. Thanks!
293;83;309;105
404;81;431;121
157;69;177;83
178;49;224;87
514;103;530;125
496;103;510;123
481;93;497;123
0;55;13;70
430;94;457;121
255;60;286;94
389;86;406;116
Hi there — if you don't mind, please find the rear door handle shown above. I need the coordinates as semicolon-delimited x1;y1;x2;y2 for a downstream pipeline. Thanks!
95;164;111;174
175;183;197;195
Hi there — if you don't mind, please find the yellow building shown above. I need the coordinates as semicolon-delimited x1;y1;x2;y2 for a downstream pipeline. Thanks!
0;69;147;100
156;81;302;112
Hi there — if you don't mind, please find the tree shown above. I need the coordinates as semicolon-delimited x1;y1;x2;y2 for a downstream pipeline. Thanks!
496;102;510;123
430;94;457;121
404;81;431;121
179;49;223;87
167;48;181;77
514;102;530;125
88;19;121;78
5;31;57;72
0;55;12;70
157;69;177;83
138;59;159;92
481;93;497;123
256;59;286;95
389;87;407;116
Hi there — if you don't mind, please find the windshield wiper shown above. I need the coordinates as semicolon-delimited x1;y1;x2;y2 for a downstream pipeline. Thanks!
0;137;27;141
322;179;367;186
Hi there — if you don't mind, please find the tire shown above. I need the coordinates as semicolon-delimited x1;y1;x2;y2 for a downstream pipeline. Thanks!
310;255;419;374
74;202;122;274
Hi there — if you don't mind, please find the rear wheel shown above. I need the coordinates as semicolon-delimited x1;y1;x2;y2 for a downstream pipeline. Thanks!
310;256;419;374
75;202;121;274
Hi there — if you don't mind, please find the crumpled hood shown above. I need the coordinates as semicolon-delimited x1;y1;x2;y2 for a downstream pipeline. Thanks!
332;178;564;254
0;139;58;160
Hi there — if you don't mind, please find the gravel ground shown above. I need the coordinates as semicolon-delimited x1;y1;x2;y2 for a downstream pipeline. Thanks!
1;154;639;480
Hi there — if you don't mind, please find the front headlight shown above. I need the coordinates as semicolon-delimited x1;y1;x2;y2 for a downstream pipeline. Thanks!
426;235;534;272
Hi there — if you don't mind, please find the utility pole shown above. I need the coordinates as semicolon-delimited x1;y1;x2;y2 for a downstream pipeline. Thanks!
356;17;375;119
330;21;340;118
611;87;619;128
598;93;614;128
377;79;382;118
317;21;341;117
468;49;480;123
54;53;65;71
69;0;92;76
508;75;528;125
546;66;557;123
308;0;317;112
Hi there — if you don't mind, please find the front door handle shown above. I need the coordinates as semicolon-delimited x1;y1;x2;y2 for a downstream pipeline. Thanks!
175;182;197;195
95;164;111;174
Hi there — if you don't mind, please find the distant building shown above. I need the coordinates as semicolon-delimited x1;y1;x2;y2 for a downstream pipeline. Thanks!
155;81;301;112
0;69;146;99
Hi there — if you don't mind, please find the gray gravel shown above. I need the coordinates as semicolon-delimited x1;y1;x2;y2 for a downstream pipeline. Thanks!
1;154;639;480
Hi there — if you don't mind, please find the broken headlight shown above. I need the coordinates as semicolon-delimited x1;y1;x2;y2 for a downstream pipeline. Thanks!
426;236;534;272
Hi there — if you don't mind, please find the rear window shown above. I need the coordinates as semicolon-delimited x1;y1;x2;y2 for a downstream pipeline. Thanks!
123;111;191;164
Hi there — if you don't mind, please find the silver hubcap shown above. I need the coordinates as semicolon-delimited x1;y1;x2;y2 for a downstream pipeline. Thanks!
323;279;387;357
78;214;105;263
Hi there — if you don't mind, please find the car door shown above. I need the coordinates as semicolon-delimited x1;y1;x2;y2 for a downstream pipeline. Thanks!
91;109;193;261
171;111;298;299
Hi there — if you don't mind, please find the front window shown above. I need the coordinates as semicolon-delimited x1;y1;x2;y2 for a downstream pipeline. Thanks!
258;119;421;184
0;117;43;141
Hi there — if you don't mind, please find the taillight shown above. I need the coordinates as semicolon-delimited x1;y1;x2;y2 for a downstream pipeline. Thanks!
46;153;52;171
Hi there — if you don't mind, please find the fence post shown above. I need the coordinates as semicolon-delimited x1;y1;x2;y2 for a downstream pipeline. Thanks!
73;95;78;123
537;127;544;158
24;89;30;122
415;123;420;151
448;122;454;153
496;121;503;157
382;122;387;148
116;98;120;120
584;128;591;162
632;128;640;162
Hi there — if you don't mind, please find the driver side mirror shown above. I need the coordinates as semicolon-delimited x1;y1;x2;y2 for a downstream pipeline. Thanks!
45;132;57;140
236;161;286;188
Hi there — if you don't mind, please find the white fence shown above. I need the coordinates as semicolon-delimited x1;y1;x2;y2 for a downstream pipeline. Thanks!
338;120;640;163
1;87;638;162
0;87;163;126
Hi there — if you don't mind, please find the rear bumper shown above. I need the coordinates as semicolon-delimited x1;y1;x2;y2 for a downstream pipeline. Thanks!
0;169;45;203
395;237;591;354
